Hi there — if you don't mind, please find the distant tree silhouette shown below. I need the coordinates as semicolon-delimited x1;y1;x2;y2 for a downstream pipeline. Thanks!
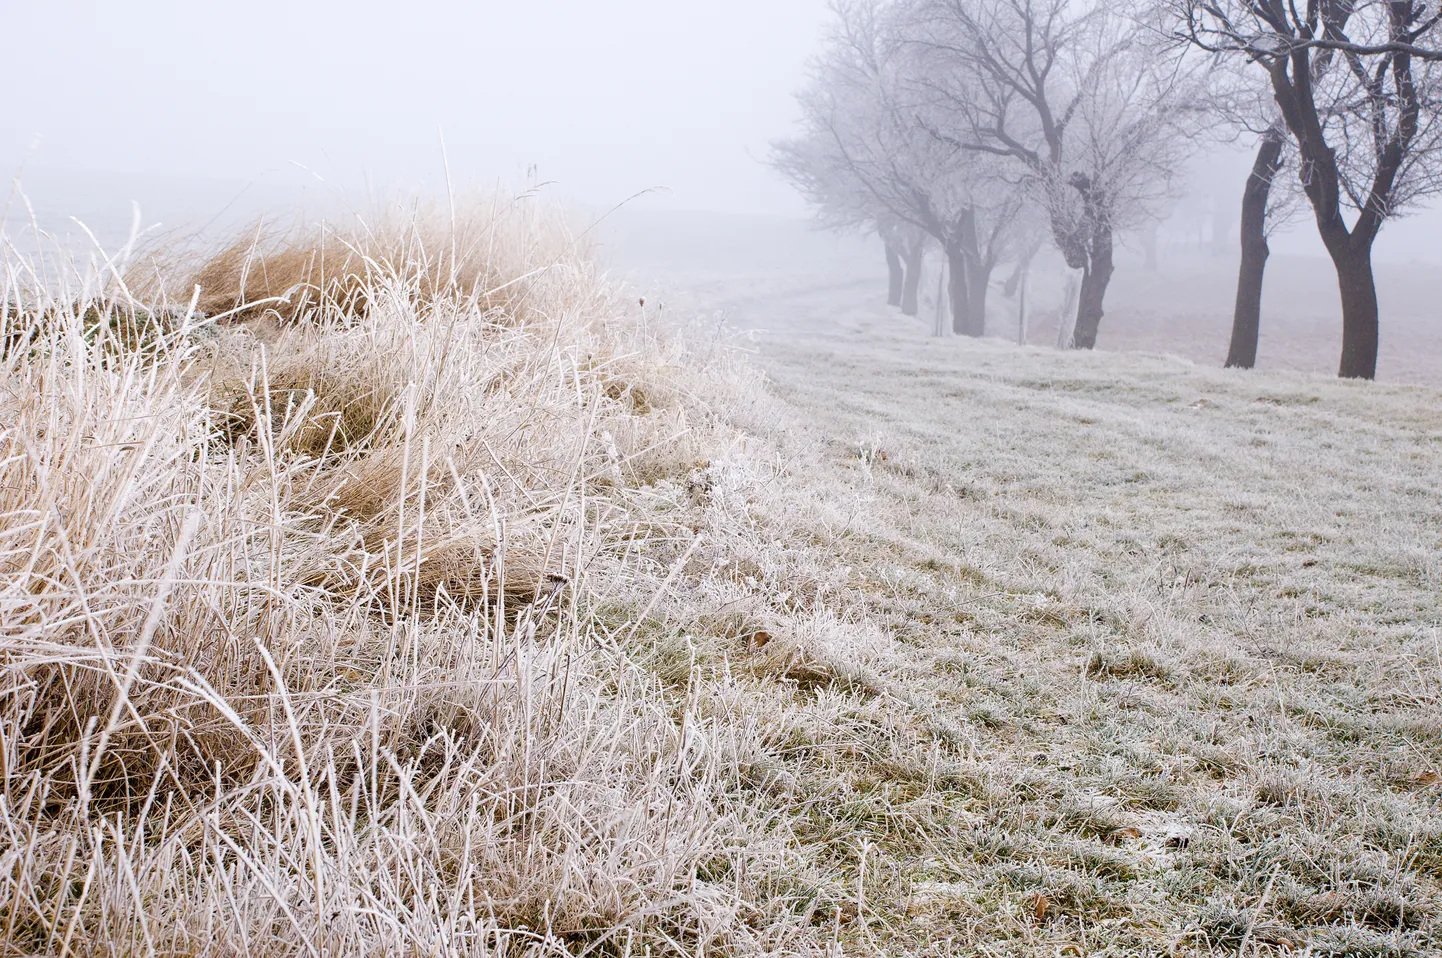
1175;0;1442;379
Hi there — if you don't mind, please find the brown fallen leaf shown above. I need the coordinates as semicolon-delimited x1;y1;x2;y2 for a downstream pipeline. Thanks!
747;630;773;651
1033;893;1050;922
1115;827;1143;841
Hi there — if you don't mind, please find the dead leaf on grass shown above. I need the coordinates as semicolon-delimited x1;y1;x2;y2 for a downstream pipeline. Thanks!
1033;893;1051;922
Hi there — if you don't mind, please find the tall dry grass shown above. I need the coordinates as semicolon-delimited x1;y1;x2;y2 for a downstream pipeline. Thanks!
168;200;561;327
0;197;823;956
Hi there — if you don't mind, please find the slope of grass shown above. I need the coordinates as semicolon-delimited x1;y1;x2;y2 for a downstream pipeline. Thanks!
0;198;836;956
689;280;1442;956
3;203;1440;957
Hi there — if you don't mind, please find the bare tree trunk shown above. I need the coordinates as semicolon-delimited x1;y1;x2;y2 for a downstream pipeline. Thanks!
1056;272;1081;349
1052;176;1115;350
1331;245;1381;380
885;241;904;308
947;210;986;337
1226;129;1285;370
1017;268;1028;345
946;246;972;336
964;260;992;337
1071;232;1114;350
934;261;948;336
901;240;924;317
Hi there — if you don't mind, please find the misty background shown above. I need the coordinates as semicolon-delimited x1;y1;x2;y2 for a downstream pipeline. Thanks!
4;0;1440;380
3;1;828;214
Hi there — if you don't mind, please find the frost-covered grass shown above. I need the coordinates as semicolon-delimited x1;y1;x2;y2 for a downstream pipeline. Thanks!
1;203;1439;957
691;278;1442;956
0;198;832;956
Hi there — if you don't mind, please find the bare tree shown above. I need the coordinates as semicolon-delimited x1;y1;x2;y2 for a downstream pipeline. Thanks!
1174;0;1442;379
878;215;908;307
904;50;1031;336
902;0;1200;348
1196;56;1311;370
889;217;932;314
772;127;931;313
885;230;906;305
1226;122;1290;368
775;0;1025;336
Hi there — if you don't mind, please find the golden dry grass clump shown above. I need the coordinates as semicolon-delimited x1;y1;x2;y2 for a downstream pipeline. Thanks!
0;197;826;956
175;198;558;327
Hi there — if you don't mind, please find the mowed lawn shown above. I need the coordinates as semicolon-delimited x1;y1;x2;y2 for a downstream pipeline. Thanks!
696;281;1442;955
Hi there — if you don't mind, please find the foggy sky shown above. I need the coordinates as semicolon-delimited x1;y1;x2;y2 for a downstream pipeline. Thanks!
3;0;1439;262
3;0;831;213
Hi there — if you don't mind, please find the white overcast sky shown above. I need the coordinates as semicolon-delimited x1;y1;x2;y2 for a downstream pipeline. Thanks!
3;0;1438;260
3;0;832;213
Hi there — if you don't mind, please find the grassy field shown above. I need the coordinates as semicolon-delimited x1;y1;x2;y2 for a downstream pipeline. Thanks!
689;278;1442;955
2;202;1439;956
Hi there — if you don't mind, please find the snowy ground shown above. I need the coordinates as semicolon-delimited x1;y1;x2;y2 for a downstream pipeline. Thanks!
598;216;1442;953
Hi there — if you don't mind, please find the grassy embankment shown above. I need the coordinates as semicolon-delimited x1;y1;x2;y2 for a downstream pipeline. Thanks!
2;197;1440;957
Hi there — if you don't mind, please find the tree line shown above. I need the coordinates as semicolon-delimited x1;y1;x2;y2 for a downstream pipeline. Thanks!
773;0;1442;380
